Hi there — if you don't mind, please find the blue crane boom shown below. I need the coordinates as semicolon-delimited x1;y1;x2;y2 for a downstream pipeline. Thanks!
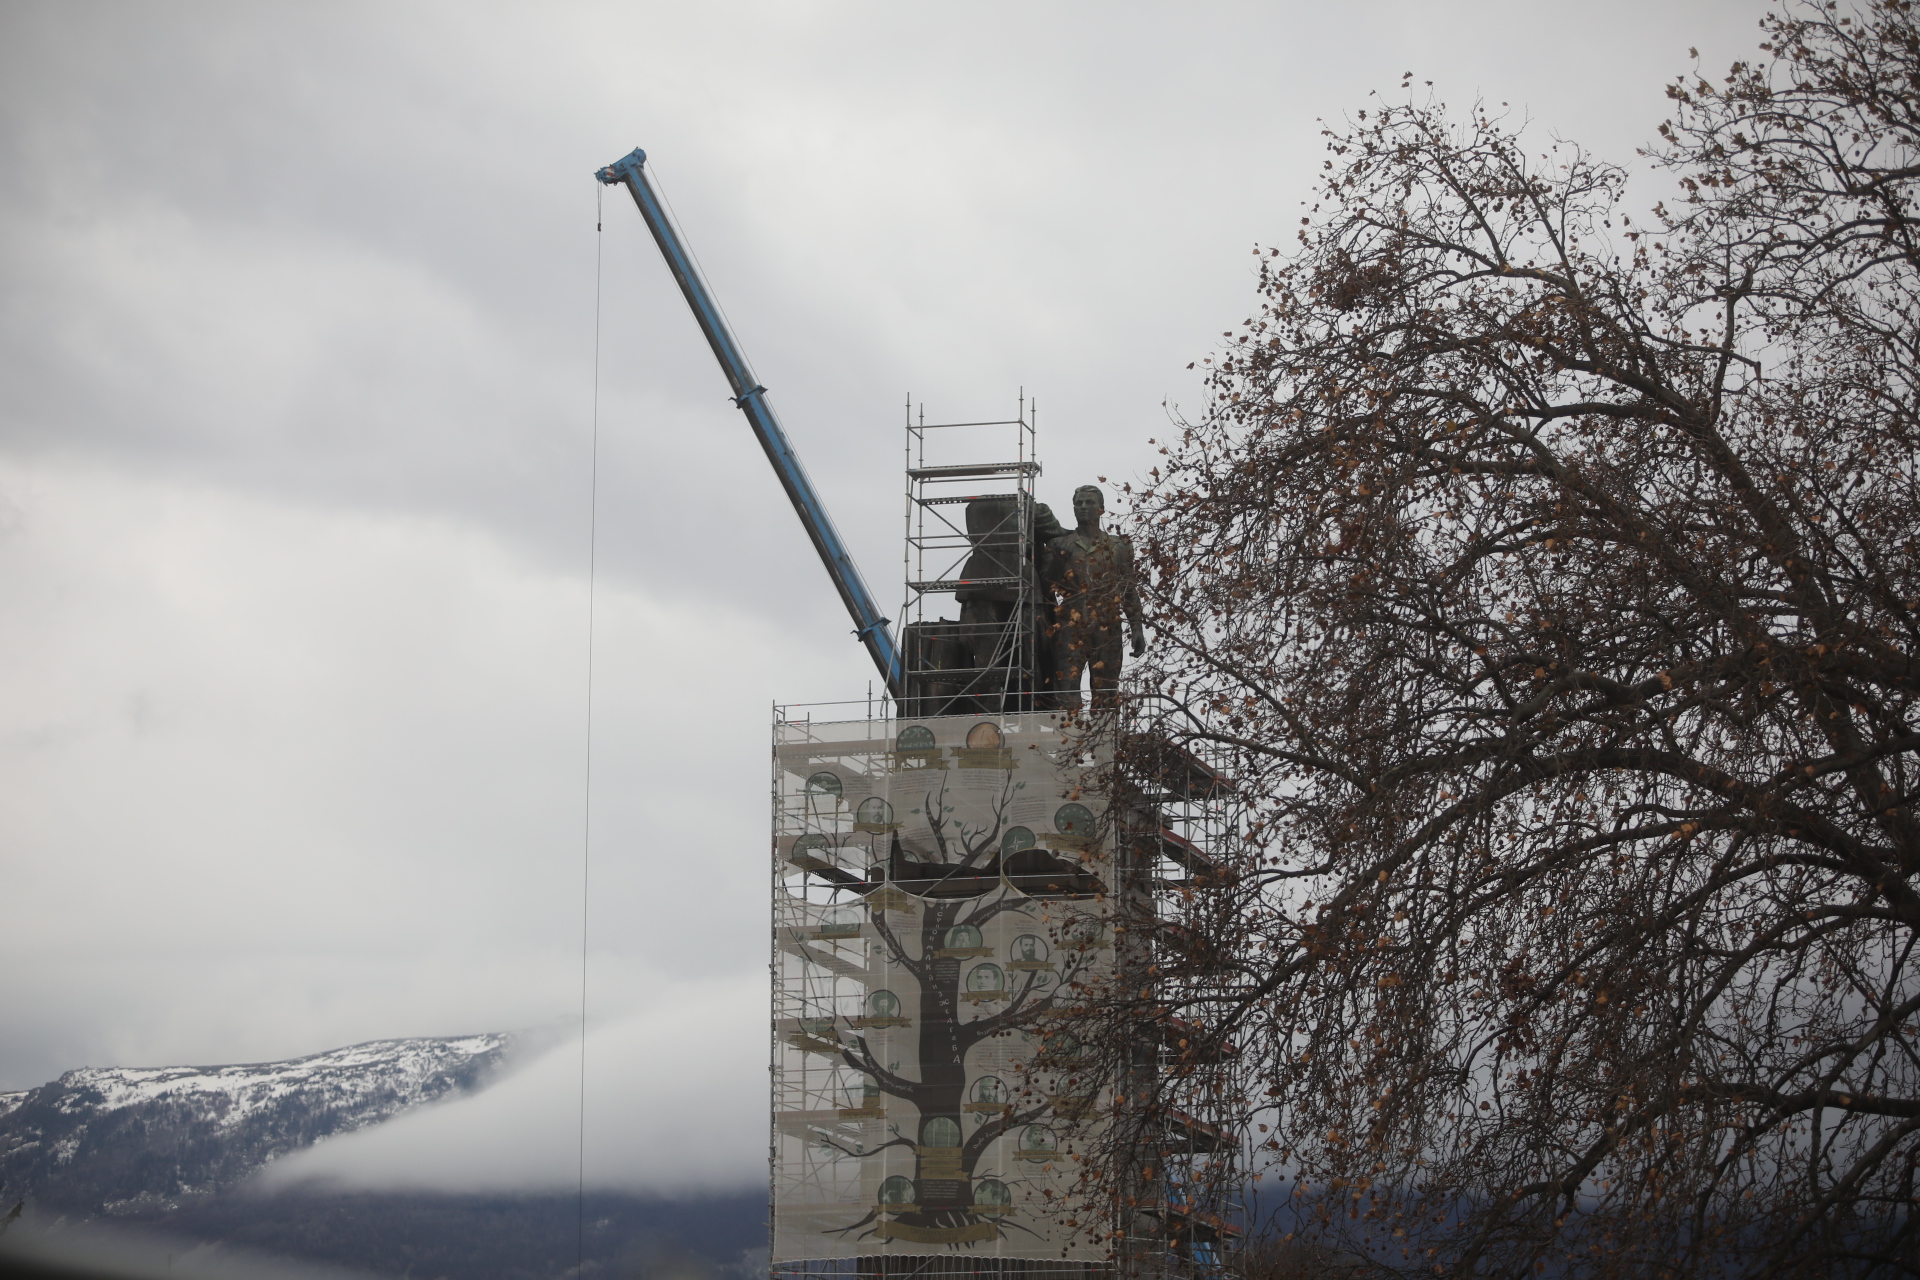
596;147;904;698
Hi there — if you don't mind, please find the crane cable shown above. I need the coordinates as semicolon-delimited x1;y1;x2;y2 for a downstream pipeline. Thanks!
577;180;604;1280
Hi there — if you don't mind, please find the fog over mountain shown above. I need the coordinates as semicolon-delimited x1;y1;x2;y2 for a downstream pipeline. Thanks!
2;988;761;1215
0;1026;764;1278
0;1035;512;1214
262;988;766;1195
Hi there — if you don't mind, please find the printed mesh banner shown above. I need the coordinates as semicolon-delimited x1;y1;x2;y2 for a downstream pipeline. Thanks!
771;713;1111;1262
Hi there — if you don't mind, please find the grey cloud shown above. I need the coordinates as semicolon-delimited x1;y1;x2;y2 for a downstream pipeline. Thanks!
0;0;1761;1170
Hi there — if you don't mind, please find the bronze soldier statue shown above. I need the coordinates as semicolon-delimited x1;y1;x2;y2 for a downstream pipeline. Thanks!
1046;484;1146;709
953;494;1068;709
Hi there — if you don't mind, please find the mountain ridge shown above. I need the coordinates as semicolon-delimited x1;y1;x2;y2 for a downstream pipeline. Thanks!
0;1033;512;1216
0;1034;768;1279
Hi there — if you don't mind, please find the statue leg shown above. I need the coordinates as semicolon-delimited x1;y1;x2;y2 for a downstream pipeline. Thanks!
1086;629;1125;710
1033;602;1059;706
1051;621;1088;712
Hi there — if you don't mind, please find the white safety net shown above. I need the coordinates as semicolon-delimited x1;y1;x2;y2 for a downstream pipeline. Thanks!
771;712;1113;1264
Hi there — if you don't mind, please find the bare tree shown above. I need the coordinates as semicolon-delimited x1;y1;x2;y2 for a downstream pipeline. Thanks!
1103;3;1920;1274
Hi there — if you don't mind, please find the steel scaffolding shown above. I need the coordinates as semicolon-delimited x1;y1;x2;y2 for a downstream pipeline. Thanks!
767;702;1246;1280
899;399;1043;718
1110;709;1246;1280
768;404;1244;1280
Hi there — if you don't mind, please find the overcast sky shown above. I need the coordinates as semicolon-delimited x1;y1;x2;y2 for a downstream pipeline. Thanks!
2;0;1765;1192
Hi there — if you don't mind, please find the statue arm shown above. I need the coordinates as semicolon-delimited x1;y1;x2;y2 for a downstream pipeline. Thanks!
1032;502;1067;544
1119;535;1146;653
1032;504;1068;598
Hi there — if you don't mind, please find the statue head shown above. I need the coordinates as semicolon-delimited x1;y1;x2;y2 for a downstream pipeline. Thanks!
1072;485;1105;526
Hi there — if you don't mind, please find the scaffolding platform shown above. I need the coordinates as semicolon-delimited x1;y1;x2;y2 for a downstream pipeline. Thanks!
898;399;1048;720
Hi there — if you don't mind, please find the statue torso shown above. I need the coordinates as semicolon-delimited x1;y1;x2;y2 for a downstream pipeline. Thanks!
1049;528;1134;613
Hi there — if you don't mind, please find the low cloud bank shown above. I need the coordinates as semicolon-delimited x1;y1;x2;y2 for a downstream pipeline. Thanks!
261;977;765;1197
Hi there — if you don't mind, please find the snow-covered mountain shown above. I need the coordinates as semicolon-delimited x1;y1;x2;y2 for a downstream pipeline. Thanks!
0;1035;769;1280
0;1034;511;1216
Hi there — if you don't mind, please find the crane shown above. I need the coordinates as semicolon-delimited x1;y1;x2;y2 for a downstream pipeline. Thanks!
596;147;903;698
